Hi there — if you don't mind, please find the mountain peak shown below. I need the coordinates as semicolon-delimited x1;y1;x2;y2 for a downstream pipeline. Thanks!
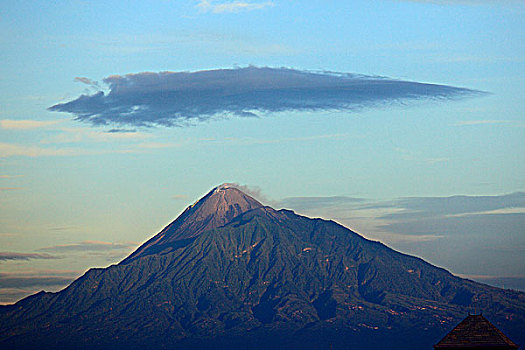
192;183;263;218
123;184;263;263
213;182;237;191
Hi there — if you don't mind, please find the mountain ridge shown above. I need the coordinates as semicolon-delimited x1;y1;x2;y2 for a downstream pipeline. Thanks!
1;184;523;349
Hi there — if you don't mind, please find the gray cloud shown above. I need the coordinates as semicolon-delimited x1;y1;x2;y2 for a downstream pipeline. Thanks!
384;212;525;277
380;192;525;221
381;212;525;237
276;192;525;231
0;252;59;261
373;193;525;276
0;273;74;288
107;128;137;133
49;67;483;128
276;196;365;211
38;240;138;253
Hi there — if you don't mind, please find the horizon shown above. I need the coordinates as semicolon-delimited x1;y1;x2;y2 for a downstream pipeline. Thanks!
1;0;524;305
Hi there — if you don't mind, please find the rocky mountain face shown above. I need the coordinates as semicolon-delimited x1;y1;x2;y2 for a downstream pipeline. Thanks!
123;184;263;262
1;185;523;349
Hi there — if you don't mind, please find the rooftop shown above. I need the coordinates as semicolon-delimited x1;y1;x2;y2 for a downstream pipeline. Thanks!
434;314;518;349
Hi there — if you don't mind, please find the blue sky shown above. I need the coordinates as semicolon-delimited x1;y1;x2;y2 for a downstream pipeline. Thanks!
0;0;524;303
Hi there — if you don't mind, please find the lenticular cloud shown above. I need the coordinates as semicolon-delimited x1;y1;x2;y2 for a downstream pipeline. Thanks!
49;66;482;127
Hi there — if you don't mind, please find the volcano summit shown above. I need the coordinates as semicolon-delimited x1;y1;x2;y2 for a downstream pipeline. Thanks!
1;184;523;349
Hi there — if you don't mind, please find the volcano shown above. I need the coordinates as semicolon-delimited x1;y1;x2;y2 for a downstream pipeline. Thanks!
123;184;263;262
1;184;523;349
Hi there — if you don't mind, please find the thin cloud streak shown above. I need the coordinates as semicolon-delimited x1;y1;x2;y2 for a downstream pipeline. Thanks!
395;147;450;164
172;194;189;200
0;119;61;130
49;67;483;128
0;142;98;158
0;252;59;261
206;133;351;146
0;274;74;289
0;140;165;158
40;127;150;144
197;0;274;13
400;0;524;4
0;175;24;179
74;77;100;88
277;196;365;211
453;120;513;126
0;270;83;304
38;240;138;253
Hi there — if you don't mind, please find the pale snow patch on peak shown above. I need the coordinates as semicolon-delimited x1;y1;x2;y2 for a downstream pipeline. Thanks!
214;183;236;192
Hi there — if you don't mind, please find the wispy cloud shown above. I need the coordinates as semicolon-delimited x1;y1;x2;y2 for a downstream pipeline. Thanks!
452;120;524;127
380;211;525;237
38;240;138;253
0;142;94;157
0;119;61;130
0;273;74;288
136;142;178;149
0;270;82;304
456;120;509;126
40;127;150;144
379;192;525;221
0;288;37;305
171;194;189;200
49;66;483;128
276;196;365;211
0;175;24;179
277;192;525;239
399;0;524;5
0;252;59;261
227;183;269;203
373;193;525;258
197;0;274;13
206;133;351;146
395;147;450;164
0;140;172;158
74;77;100;88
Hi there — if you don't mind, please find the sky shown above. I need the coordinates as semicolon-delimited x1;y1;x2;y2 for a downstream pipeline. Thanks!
0;0;524;304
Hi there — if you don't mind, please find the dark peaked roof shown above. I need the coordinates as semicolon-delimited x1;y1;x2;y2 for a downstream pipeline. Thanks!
434;314;519;349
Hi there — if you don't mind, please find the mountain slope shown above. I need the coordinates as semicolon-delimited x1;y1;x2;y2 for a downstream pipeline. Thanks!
123;183;263;262
1;185;523;349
